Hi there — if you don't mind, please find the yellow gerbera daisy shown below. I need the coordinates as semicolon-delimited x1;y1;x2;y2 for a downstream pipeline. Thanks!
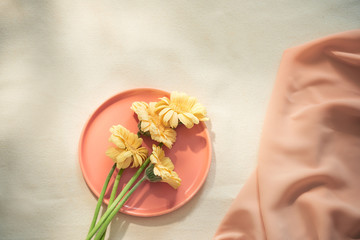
131;101;176;149
105;125;148;169
149;145;181;189
155;91;209;129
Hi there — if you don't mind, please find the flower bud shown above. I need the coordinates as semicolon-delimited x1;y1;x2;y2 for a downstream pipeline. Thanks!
145;164;162;182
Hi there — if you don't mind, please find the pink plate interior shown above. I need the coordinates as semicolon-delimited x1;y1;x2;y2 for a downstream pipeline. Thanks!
79;88;211;217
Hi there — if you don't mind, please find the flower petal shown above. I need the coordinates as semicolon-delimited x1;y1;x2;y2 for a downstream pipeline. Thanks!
183;112;199;124
117;157;132;169
160;157;174;171
163;110;174;124
187;96;197;108
162;140;172;149
155;98;169;112
153;166;161;176
178;114;194;128
158;97;170;105
169;111;179;128
141;121;150;132
170;91;181;101
105;147;122;159
133;137;143;148
150;154;158;165
159;107;171;117
132;154;143;167
109;135;125;149
116;151;133;163
131;101;149;121
161;172;181;189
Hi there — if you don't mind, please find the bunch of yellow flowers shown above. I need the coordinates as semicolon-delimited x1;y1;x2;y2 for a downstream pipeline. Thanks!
86;91;208;240
131;91;208;148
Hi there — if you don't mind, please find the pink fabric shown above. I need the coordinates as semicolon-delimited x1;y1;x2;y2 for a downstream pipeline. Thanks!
214;30;360;240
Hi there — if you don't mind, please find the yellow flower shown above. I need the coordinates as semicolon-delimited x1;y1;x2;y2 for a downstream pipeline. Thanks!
155;91;208;129
105;125;148;169
131;101;176;149
149;145;181;189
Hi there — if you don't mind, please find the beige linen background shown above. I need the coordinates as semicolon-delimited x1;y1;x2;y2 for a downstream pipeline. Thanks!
0;1;359;239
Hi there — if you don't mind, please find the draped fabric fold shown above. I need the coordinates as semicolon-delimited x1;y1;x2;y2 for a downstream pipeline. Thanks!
214;30;360;240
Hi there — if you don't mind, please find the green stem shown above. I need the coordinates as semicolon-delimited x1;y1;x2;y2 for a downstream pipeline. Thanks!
109;169;124;207
87;163;116;235
86;158;150;240
94;176;147;240
99;168;124;240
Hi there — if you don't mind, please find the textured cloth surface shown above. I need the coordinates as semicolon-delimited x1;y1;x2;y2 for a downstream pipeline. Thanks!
214;30;360;240
0;1;359;239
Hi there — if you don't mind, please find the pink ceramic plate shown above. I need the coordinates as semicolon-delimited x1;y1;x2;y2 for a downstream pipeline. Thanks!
79;88;211;217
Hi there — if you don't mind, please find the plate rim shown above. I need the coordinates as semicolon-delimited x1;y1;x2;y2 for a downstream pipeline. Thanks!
78;87;212;217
